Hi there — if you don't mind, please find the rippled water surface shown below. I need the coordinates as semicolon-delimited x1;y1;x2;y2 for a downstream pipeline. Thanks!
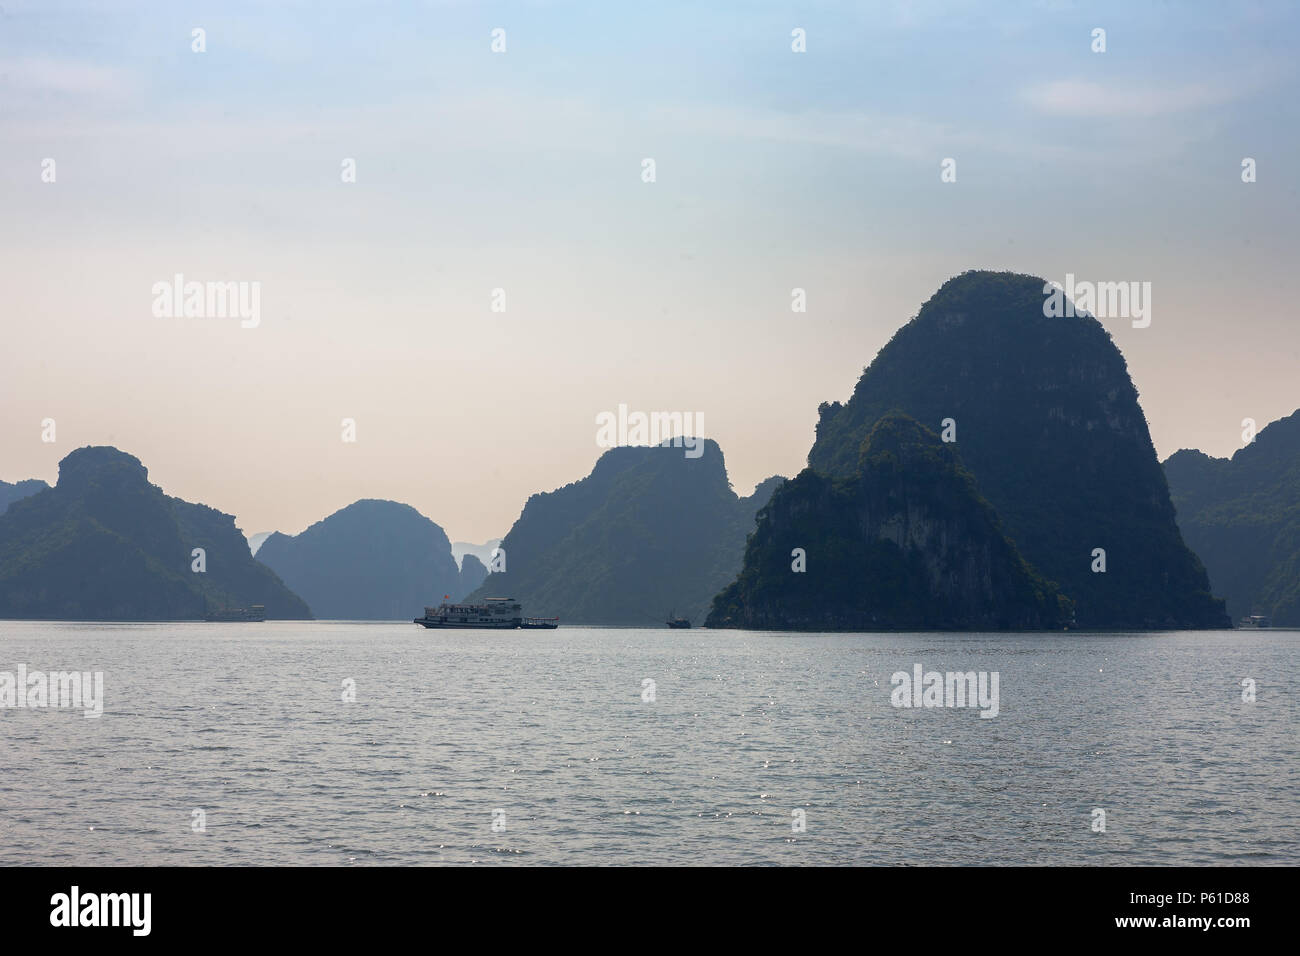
1;623;1295;865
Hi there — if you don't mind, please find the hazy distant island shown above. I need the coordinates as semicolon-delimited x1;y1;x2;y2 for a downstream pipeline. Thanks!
257;499;487;620
3;269;1296;629
1164;409;1300;626
0;451;496;622
452;538;503;568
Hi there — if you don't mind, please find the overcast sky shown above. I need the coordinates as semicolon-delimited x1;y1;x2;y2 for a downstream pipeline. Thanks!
2;0;1297;542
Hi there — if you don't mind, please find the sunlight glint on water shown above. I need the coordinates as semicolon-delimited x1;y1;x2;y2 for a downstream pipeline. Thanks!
0;622;1295;865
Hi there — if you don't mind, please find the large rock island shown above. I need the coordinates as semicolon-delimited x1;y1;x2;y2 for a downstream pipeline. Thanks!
0;446;310;620
466;440;783;625
718;270;1226;630
256;499;471;620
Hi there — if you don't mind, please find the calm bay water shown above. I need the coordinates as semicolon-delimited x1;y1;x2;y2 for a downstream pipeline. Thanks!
0;622;1295;866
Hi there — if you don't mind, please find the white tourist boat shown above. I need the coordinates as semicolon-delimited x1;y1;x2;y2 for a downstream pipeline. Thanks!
414;597;558;629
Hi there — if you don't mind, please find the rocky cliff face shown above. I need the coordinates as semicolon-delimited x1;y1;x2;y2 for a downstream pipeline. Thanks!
0;446;310;620
707;414;1070;630
467;440;784;625
804;270;1226;629
1164;408;1300;624
256;499;463;619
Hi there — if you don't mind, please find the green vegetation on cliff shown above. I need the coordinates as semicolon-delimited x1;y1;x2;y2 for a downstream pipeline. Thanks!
707;413;1071;630
802;270;1226;628
467;440;782;625
0;479;47;515
1164;409;1300;624
0;446;310;620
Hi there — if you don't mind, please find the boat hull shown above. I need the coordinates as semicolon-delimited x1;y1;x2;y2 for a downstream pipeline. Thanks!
413;618;519;629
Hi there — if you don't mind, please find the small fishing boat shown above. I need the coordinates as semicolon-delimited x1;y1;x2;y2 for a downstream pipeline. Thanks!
204;604;266;622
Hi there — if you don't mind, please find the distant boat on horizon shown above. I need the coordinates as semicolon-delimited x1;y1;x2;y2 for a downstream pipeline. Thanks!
1238;614;1272;628
666;610;690;629
203;605;266;622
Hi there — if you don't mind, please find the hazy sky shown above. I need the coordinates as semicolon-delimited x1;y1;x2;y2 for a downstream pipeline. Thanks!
2;0;1298;542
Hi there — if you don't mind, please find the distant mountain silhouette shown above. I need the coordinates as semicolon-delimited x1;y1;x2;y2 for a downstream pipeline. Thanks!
452;538;502;567
801;270;1226;629
458;552;488;598
256;499;464;619
1164;409;1300;625
0;446;310;620
0;478;47;515
466;440;784;625
708;413;1070;630
247;531;273;556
